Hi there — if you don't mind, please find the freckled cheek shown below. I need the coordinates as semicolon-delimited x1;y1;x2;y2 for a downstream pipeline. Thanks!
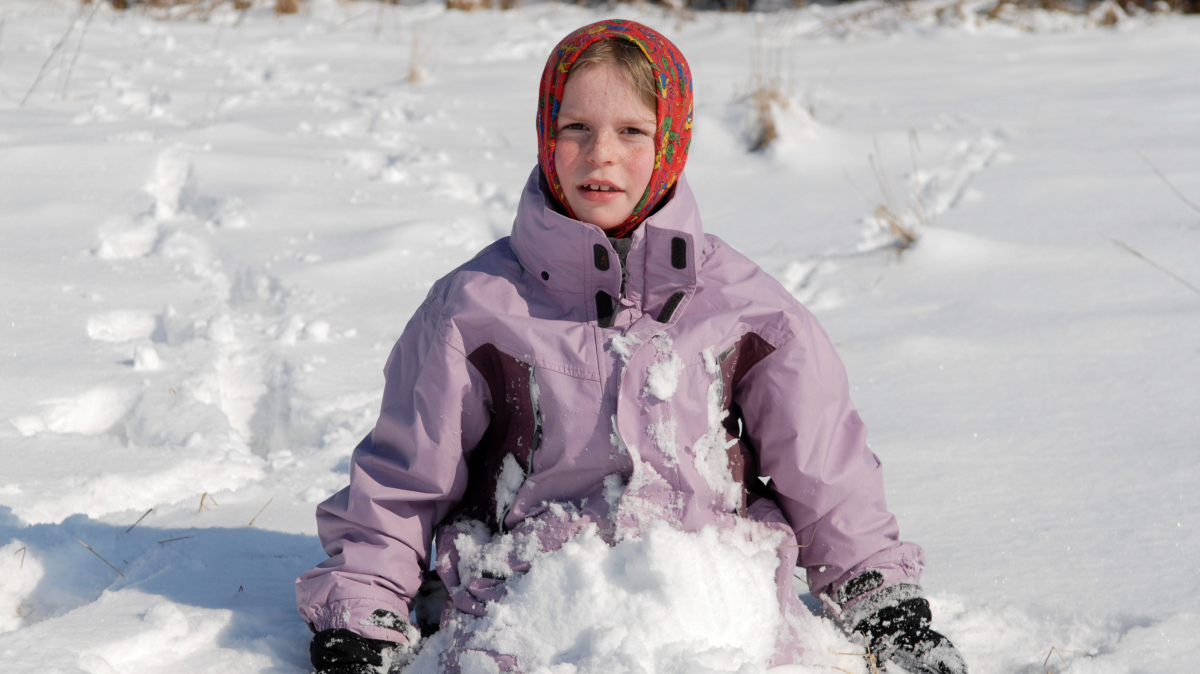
627;144;656;193
554;141;582;177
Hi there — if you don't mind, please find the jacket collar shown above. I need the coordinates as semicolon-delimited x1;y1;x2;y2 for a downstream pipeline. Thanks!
509;167;704;327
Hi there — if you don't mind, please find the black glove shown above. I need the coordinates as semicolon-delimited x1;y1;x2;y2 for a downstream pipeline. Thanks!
310;610;417;674
852;596;967;674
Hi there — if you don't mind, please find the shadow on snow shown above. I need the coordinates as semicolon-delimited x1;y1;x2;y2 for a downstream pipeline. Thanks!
0;505;321;672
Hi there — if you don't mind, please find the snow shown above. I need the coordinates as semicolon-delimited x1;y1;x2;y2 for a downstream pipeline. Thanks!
701;345;720;375
1;0;1198;672
414;522;793;674
607;332;643;363
692;367;741;512
603;473;626;514
85;310;159;343
646;417;679;465
643;334;683;401
451;519;541;584
495;453;525;524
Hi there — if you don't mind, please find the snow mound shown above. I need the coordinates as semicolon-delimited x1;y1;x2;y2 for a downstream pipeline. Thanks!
416;522;787;674
86;311;159;343
12;386;137;437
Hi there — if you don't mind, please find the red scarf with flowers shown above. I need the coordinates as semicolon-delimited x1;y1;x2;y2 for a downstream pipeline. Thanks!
537;20;693;238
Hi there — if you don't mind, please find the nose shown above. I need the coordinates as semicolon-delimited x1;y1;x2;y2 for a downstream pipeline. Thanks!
586;128;618;166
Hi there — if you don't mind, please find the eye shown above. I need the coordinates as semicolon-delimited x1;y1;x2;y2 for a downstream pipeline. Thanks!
560;122;587;132
623;126;654;137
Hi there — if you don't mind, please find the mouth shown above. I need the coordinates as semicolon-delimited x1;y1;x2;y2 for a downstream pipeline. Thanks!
579;183;622;193
576;181;624;204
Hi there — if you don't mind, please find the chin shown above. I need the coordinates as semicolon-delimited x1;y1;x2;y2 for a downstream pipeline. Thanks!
576;207;631;232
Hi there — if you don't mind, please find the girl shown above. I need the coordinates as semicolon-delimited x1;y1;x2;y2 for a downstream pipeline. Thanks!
296;20;967;674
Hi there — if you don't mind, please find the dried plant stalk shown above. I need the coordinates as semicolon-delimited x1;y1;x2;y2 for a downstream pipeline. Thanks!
78;540;124;577
21;11;81;107
248;498;274;527
126;508;153;533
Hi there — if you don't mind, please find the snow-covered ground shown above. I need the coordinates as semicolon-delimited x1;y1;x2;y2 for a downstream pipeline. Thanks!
1;0;1197;671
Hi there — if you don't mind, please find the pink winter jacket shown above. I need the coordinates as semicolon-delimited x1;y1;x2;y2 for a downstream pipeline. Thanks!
295;168;925;664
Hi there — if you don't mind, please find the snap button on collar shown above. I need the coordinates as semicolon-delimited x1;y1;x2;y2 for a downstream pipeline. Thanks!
593;244;610;271
670;237;687;270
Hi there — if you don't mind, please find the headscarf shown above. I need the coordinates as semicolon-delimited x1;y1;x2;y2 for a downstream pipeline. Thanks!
537;20;693;238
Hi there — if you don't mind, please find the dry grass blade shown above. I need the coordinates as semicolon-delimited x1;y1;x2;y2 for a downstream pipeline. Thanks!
868;148;895;210
327;8;374;32
234;1;252;26
20;10;81;107
275;0;300;15
248;497;274;527
61;0;101;100
185;0;227;21
831;649;881;674
876;204;917;250
78;540;125;577
1111;239;1200;297
198;491;219;512
157;535;195;544
749;85;780;152
126;508;153;533
446;0;493;11
866;144;921;252
777;512;828;549
407;27;430;84
1043;645;1088;673
14;546;26;569
747;24;787;153
1137;150;1200;215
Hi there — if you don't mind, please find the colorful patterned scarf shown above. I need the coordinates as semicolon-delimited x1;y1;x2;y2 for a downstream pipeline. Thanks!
537;20;693;238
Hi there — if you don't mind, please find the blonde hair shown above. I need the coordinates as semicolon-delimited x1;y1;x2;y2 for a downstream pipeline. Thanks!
568;38;658;115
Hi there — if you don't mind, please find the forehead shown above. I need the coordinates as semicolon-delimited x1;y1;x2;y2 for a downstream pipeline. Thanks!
559;63;655;119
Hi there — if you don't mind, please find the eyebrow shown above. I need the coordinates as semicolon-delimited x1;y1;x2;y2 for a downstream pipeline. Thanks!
556;109;655;127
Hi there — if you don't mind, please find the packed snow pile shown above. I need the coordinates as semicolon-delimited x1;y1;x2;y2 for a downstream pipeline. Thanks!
407;522;854;674
1;0;1198;672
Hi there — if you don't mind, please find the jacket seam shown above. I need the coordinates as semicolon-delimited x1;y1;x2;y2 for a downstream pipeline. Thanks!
459;337;600;381
734;330;793;384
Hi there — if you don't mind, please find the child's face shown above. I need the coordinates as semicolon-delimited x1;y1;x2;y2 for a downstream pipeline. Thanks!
554;63;657;231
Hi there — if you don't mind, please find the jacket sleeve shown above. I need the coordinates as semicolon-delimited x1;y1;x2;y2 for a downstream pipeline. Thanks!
295;301;491;643
733;312;925;618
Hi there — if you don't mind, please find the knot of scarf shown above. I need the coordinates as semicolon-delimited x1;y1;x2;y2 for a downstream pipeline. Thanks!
536;20;693;239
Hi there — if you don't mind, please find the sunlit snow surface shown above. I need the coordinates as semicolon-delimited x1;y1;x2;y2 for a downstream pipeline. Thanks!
1;0;1198;671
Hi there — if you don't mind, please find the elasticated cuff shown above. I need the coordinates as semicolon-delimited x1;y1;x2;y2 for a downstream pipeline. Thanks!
302;597;418;645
